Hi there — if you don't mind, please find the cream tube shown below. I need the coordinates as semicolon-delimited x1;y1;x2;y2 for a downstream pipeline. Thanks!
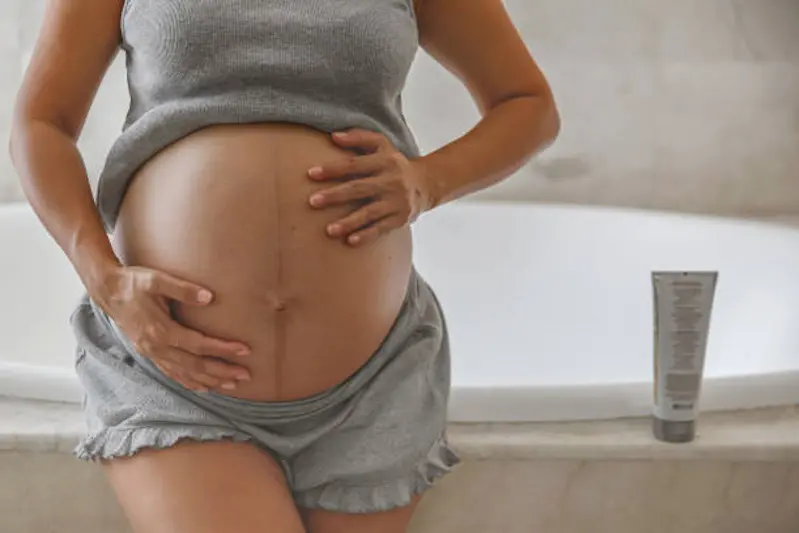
651;271;718;443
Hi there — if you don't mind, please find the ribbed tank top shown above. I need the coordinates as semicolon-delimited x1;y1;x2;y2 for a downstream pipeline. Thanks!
96;0;420;232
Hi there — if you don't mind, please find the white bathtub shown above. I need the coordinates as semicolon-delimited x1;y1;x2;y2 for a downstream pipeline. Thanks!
1;201;798;422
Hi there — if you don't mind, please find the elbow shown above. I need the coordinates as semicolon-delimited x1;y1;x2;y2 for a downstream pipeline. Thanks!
8;106;75;167
540;93;561;148
504;88;561;151
550;101;562;143
8;113;34;170
520;92;559;155
8;104;19;161
8;112;25;168
8;97;34;166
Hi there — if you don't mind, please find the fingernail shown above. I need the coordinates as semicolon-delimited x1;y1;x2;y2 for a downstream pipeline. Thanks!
236;348;250;356
327;224;341;236
308;167;323;178
237;373;251;381
198;290;213;303
333;131;348;139
221;382;237;390
309;193;324;206
349;234;361;244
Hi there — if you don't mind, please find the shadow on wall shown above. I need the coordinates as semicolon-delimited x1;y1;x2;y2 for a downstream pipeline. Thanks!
2;0;798;220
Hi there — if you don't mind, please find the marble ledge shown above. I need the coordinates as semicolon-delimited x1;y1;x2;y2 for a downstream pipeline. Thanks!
1;396;797;461
450;405;799;462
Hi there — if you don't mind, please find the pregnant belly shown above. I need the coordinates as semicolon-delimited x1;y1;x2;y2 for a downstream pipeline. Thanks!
112;123;413;401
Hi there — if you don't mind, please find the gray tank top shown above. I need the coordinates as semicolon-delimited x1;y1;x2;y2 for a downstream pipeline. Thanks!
96;0;420;232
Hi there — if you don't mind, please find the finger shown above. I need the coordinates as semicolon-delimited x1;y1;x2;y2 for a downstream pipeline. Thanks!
153;349;222;386
179;364;223;389
326;201;394;238
153;361;209;392
197;357;252;382
145;271;214;306
160;346;251;382
309;177;388;208
347;215;405;247
307;153;385;182
174;372;212;392
329;129;390;154
169;357;244;391
169;324;251;358
185;369;239;392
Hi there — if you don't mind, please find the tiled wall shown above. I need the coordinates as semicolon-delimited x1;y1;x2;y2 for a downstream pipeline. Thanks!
411;459;799;533
4;451;799;533
2;0;798;218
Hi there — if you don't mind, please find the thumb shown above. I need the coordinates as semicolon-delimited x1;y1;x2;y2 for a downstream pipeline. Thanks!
331;129;387;154
148;271;213;305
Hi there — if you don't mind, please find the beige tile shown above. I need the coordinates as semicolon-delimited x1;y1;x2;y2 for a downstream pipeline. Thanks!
550;460;673;531
651;63;799;217
16;0;47;61
730;0;799;60
508;0;660;61
0;175;24;204
414;458;799;533
655;0;748;61
77;55;131;185
775;463;799;531
659;462;735;533
722;462;796;527
1;452;130;533
411;460;585;533
2;433;799;533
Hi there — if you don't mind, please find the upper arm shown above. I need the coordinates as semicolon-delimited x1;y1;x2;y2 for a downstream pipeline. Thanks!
415;0;554;116
14;0;125;139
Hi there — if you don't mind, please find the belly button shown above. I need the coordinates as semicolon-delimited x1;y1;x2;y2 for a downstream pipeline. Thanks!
267;293;290;312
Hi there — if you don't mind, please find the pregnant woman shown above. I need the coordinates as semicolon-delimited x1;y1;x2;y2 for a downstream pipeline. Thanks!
10;0;559;531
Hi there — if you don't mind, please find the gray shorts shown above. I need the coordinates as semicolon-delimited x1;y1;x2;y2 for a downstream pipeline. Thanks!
70;268;460;513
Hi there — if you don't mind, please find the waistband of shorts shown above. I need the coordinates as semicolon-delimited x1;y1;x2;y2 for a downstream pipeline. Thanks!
94;266;428;422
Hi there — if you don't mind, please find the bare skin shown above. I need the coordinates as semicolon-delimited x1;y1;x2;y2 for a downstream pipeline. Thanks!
104;440;422;533
114;122;412;401
10;0;559;531
104;441;307;533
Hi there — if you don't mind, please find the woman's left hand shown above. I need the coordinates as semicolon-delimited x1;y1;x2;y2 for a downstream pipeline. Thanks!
307;128;434;247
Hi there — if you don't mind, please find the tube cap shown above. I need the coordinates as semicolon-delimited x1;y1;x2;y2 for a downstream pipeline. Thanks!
653;417;695;443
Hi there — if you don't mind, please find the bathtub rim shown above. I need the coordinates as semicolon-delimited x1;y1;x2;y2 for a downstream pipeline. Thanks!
2;360;798;423
3;200;799;422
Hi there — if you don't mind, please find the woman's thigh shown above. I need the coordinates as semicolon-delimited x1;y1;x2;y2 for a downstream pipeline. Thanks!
103;439;306;533
301;496;422;533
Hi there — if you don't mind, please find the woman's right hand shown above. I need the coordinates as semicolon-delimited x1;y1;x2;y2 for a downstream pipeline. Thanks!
90;264;252;393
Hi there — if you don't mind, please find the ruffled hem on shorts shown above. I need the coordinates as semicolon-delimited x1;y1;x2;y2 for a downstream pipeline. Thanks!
74;426;253;462
293;435;462;514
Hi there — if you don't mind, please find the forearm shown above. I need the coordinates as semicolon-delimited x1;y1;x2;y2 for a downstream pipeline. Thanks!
417;94;560;209
10;120;121;295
